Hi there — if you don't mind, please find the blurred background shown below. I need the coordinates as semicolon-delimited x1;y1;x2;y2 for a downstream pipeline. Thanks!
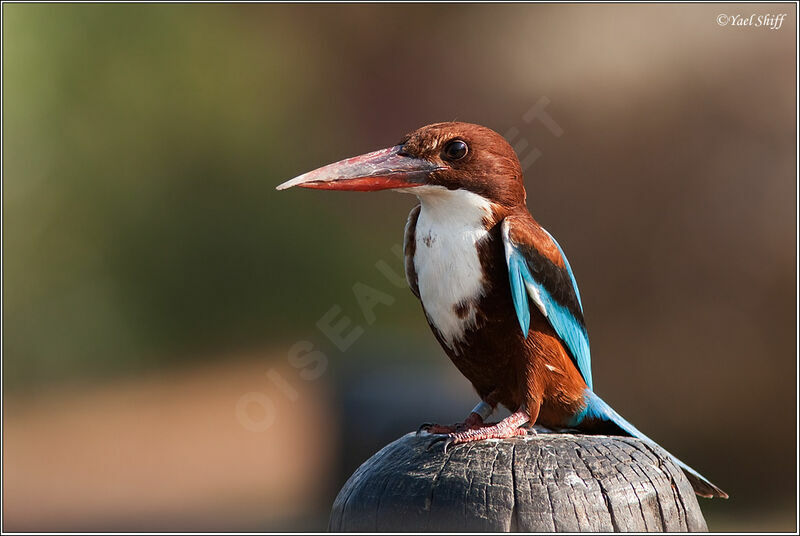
3;3;796;532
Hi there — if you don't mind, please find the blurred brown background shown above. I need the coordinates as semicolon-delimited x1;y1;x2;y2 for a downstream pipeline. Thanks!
3;3;796;532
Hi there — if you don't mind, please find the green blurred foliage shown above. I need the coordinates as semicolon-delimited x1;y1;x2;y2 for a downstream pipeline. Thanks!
3;5;386;387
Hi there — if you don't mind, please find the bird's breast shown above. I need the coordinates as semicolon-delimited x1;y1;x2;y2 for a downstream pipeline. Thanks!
412;191;493;350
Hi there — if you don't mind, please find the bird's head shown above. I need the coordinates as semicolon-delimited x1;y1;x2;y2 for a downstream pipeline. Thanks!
277;122;526;208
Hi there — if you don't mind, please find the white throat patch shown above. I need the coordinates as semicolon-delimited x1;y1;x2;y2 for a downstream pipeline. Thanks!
412;187;493;350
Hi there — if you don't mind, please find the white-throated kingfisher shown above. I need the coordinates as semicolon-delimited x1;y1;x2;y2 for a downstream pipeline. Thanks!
277;122;727;499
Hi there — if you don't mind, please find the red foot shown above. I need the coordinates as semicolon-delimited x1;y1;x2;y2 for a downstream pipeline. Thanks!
418;411;484;435
429;411;531;452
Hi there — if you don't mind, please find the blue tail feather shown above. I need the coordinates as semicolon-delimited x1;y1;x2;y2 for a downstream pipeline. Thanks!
573;390;728;499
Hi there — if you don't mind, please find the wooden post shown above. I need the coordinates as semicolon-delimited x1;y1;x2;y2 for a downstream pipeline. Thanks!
329;431;708;532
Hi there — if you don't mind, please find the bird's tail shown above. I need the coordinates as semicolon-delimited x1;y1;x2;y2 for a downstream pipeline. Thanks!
576;390;729;499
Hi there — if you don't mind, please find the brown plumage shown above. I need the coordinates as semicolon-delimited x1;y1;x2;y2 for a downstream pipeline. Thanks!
395;122;586;424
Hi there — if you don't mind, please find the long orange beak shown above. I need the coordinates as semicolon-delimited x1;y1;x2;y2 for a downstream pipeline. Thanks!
276;145;443;192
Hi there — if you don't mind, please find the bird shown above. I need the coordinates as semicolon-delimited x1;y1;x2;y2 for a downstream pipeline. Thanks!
277;121;728;499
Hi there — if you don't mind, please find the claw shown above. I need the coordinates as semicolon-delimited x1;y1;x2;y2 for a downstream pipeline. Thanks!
426;434;449;451
442;436;454;454
417;422;434;435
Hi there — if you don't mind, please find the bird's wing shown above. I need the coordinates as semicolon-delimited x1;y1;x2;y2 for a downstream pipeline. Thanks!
403;205;421;299
501;216;592;389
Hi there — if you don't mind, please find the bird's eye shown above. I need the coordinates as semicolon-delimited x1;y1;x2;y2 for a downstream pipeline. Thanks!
442;139;468;161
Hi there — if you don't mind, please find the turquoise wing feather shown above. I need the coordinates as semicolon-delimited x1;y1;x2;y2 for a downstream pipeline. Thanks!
501;219;593;389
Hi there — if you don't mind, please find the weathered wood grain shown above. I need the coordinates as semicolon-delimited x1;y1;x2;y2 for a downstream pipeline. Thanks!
329;431;708;532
